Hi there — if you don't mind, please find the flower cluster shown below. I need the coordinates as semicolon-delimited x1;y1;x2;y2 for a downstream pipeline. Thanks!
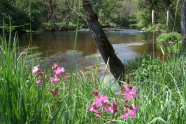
50;63;65;83
32;65;44;86
86;84;139;122
32;63;65;88
50;63;65;96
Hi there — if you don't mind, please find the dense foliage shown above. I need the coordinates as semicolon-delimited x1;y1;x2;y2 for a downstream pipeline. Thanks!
0;0;181;32
0;0;42;31
136;0;181;32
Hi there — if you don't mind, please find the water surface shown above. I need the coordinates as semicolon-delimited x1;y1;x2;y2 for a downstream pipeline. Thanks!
18;29;161;73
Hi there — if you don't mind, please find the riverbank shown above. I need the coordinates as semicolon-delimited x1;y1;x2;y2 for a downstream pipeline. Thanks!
34;22;138;32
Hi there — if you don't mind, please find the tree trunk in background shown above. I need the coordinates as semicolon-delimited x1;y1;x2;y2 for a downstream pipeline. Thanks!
81;0;125;85
181;0;186;48
49;0;55;25
65;0;75;29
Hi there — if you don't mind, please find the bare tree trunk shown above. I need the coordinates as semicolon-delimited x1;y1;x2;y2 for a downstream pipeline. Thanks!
181;0;186;48
49;0;54;24
81;0;125;85
65;0;71;28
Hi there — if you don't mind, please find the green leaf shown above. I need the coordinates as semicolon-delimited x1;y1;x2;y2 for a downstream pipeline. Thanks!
64;111;69;124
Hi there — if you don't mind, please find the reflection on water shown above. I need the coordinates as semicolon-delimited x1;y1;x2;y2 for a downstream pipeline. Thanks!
18;29;161;72
19;31;97;57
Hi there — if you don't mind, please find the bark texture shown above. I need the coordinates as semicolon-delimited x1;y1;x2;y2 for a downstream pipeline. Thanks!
181;0;186;48
81;0;125;85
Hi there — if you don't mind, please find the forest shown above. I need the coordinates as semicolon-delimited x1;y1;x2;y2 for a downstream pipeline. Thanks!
0;0;181;32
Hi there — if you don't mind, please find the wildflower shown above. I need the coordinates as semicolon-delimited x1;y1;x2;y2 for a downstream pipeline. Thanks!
93;95;108;106
86;104;99;113
36;77;42;86
51;75;60;82
106;100;118;113
55;67;65;75
123;86;137;100
120;113;129;118
128;104;139;117
32;65;39;73
121;84;132;91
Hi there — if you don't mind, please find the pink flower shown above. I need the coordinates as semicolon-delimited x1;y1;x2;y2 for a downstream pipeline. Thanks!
123;86;137;100
106;100;118;113
32;65;40;73
86;104;99;113
51;75;60;82
93;95;108;106
128;104;139;117
120;113;129;118
55;67;65;75
50;75;60;82
36;78;42;86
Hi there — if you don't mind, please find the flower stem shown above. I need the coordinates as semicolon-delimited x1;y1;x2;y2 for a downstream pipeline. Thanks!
53;82;56;124
109;112;115;124
53;96;56;124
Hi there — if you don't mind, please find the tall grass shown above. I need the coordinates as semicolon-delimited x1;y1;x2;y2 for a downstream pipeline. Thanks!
1;25;186;123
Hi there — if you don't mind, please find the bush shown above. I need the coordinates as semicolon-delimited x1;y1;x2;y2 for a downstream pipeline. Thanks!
157;32;181;43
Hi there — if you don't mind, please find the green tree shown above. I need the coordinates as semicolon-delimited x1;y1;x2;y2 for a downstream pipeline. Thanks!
0;0;43;31
136;0;181;32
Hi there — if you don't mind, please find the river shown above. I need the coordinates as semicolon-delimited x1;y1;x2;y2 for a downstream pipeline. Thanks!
18;29;161;75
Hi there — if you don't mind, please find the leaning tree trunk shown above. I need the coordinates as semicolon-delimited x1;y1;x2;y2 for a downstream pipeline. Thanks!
81;0;125;85
181;0;186;48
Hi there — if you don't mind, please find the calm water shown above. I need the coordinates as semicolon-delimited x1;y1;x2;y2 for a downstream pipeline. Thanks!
18;29;161;73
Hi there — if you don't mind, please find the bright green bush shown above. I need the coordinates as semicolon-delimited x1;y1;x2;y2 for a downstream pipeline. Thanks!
157;32;181;43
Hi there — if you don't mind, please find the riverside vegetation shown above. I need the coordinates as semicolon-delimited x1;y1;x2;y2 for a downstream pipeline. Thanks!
1;21;186;123
0;0;180;32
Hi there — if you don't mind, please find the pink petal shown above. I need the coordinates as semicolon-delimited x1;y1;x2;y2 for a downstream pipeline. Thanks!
131;93;137;98
120;113;129;118
86;104;92;109
135;105;139;109
51;75;60;82
56;67;65;75
86;105;99;113
36;78;42;86
32;65;39;73
124;107;128;113
126;88;130;92
126;95;131;101
132;87;137;92
51;77;60;82
38;82;42;86
128;111;136;116
123;92;129;97
92;109;99;114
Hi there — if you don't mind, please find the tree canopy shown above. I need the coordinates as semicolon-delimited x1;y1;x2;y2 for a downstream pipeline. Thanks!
0;0;181;32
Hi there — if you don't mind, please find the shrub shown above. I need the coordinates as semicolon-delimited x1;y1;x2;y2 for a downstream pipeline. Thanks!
157;32;181;43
